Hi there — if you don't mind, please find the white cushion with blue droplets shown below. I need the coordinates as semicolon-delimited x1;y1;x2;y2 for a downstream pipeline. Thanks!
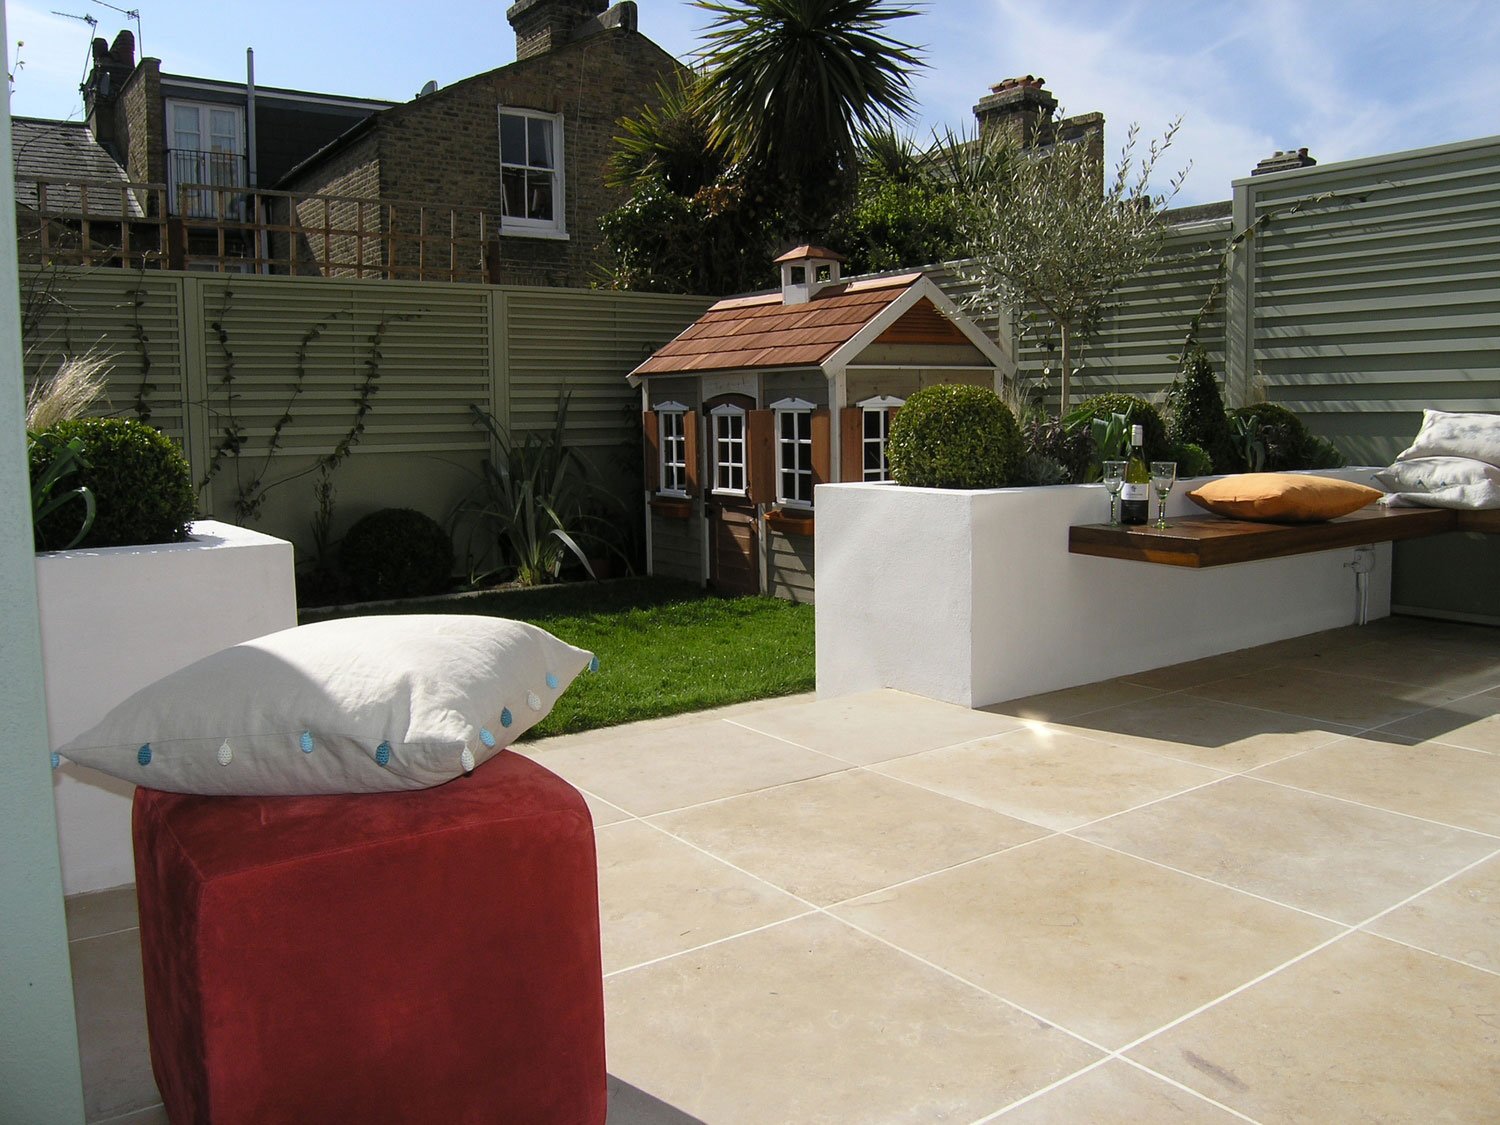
57;615;595;796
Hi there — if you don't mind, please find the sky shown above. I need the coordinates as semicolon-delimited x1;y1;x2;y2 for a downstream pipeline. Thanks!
5;0;1499;206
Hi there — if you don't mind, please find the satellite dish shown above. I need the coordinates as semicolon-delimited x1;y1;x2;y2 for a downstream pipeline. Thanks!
418;80;437;97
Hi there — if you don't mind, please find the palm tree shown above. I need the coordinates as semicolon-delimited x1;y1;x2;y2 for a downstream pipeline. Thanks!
694;0;926;235
607;71;727;196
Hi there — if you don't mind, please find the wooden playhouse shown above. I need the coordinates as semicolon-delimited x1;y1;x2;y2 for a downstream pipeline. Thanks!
628;246;1013;601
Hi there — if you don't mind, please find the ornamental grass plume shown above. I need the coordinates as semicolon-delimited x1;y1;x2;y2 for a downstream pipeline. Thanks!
26;349;110;430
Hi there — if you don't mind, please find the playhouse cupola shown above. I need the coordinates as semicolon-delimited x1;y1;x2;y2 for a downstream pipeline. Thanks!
775;244;844;305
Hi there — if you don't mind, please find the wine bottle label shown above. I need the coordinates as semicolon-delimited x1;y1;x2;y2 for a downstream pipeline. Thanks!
1121;483;1148;501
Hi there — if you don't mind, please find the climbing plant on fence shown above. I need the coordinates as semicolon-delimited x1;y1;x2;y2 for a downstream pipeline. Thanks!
200;281;426;523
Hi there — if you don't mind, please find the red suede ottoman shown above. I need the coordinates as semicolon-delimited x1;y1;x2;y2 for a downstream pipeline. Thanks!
131;751;605;1125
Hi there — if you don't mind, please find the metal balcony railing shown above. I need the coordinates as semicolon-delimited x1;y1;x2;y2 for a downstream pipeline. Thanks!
168;148;247;218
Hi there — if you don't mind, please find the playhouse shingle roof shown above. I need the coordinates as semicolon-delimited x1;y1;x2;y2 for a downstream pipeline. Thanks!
631;273;923;376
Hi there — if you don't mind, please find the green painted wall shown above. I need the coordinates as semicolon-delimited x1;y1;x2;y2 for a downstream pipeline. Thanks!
0;0;88;1114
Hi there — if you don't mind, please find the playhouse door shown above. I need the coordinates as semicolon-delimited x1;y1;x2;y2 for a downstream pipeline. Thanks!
703;395;762;595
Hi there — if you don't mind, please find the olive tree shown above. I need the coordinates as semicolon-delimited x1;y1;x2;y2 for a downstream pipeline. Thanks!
962;116;1188;413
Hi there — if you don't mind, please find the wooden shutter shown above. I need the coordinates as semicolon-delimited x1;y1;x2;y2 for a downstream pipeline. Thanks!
839;407;863;482
642;411;660;492
811;409;832;490
748;409;775;505
683;411;700;495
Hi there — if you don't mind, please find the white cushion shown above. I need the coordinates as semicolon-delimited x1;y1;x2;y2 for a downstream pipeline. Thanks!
57;615;595;795
1376;456;1500;510
1395;410;1500;468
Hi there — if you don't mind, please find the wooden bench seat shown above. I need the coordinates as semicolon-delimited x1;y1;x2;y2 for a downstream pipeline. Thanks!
1069;505;1500;568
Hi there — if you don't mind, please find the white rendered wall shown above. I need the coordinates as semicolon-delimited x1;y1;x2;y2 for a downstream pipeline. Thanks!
38;520;297;893
816;471;1392;709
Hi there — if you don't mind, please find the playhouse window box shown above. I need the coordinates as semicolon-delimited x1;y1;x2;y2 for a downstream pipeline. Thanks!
765;507;815;536
650;497;694;520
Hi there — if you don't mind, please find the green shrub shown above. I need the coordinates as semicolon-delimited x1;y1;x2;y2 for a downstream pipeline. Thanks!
1019;413;1091;484
30;417;194;550
886;383;1022;489
1171;441;1214;478
339;508;455;602
1166;348;1235;472
1229;403;1346;471
1301;434;1348;470
1067;393;1171;461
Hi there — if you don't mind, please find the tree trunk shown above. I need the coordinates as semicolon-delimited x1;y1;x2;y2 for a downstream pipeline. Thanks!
1059;322;1073;415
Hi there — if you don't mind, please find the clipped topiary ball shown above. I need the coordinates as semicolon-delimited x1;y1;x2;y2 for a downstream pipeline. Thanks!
1072;393;1171;461
1230;403;1344;470
1171;441;1214;479
886;383;1022;489
339;507;455;602
31;417;195;550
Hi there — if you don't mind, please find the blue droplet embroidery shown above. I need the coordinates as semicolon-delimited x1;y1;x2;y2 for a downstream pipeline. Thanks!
545;672;559;690
589;655;600;673
50;752;61;770
137;744;152;767
500;707;513;728
480;728;496;748
375;741;391;767
300;731;314;753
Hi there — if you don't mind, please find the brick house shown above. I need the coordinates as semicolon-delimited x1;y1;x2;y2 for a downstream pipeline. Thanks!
281;0;683;287
71;30;392;265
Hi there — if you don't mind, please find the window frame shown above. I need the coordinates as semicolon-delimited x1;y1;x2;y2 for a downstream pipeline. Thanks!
655;401;689;498
770;396;815;508
165;99;246;218
857;394;905;483
497;106;568;239
709;403;748;497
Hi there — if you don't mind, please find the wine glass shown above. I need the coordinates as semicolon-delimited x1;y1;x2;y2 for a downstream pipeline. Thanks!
1102;461;1127;525
1150;461;1177;529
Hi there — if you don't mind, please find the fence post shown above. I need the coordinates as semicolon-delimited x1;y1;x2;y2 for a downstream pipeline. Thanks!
487;287;509;436
1225;176;1257;408
179;274;215;516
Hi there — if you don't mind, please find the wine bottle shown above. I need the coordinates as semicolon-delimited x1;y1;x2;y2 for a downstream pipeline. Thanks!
1120;424;1150;525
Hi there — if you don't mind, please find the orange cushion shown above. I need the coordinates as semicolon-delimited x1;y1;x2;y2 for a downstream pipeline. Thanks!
1187;473;1381;523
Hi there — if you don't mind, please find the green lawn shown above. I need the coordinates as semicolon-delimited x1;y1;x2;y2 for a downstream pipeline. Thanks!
301;578;815;738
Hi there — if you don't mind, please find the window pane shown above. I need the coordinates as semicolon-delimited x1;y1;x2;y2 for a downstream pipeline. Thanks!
864;443;882;472
528;118;554;168
500;114;526;164
864;410;882;439
209;109;238;148
501;168;526;217
172;105;201;145
527;172;554;221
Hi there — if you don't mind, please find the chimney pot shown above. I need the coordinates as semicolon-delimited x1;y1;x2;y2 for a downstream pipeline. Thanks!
1251;147;1317;176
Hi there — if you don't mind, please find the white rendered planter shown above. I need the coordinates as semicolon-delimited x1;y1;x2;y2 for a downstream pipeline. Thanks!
37;520;297;894
815;471;1392;709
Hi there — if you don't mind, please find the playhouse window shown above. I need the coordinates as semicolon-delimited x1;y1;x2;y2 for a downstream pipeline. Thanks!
858;395;905;481
771;397;814;507
710;404;746;495
656;402;688;496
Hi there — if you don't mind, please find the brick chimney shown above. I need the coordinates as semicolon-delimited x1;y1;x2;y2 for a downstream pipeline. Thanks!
507;0;609;60
974;75;1058;148
83;31;137;156
1251;148;1317;176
